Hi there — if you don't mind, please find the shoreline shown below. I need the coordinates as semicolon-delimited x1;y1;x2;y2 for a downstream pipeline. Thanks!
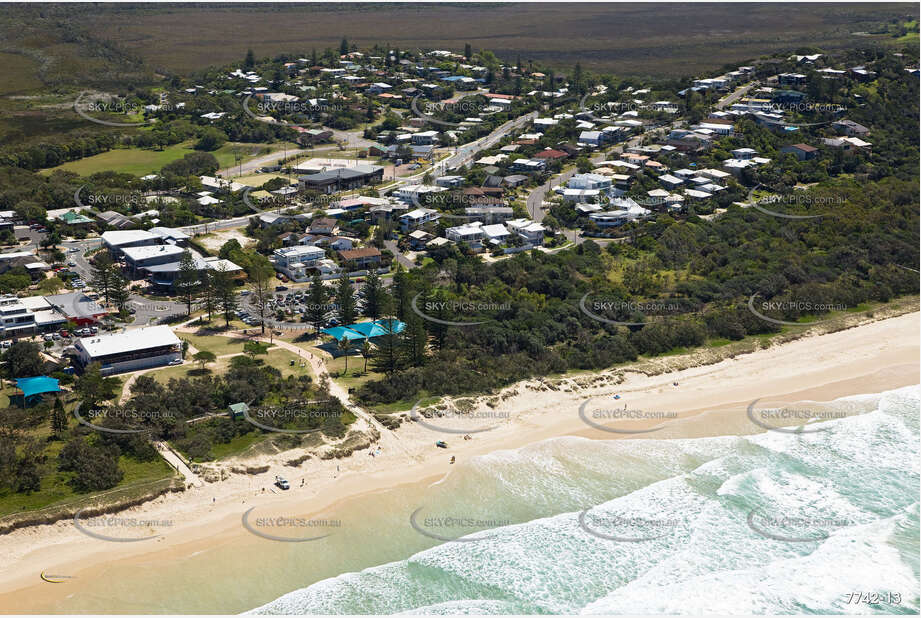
0;310;917;612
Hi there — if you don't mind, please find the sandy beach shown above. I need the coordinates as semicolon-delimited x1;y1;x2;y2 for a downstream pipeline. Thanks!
0;310;917;612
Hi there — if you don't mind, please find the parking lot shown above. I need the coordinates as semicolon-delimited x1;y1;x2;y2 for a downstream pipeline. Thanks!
239;286;368;329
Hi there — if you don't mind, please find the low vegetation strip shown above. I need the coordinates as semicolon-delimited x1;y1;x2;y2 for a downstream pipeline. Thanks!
0;476;183;536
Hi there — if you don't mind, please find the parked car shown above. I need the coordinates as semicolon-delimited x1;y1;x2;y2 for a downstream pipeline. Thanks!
274;476;290;490
275;285;288;291
59;330;70;338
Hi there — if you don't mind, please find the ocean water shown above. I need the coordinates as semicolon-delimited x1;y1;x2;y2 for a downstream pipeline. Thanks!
250;386;920;615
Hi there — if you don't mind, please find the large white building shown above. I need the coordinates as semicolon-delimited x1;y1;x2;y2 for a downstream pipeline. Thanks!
0;295;70;338
101;230;160;255
74;326;182;375
273;245;326;282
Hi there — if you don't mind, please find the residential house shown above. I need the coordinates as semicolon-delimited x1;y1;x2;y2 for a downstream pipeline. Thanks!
464;206;514;223
435;175;465;188
534;149;568;161
780;143;819;161
821;136;872;153
310;217;339;236
658;174;684;189
273;245;326;281
482;224;511;246
832;120;870;136
338;247;382;269
445;222;485;248
730;148;757;160
399;208;440;232
509;158;547;174
95;210;135;230
408;230;434;250
502;175;529;188
506;218;545;245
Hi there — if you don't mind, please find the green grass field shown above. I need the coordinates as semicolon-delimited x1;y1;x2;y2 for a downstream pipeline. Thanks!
41;141;287;177
179;333;249;356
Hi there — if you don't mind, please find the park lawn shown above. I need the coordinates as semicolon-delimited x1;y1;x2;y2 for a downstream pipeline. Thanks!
234;172;292;187
147;357;231;385
41;141;290;177
261;347;314;378
179;333;249;356
325;352;379;391
42;142;201;177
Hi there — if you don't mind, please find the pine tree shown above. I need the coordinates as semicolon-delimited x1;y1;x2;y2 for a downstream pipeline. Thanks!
90;253;117;307
339;37;349;57
337;337;353;374
248;259;274;335
400;312;427;368
370;293;400;379
336;271;355;325
199;270;217;322
245;49;255;68
50;397;67;439
306;271;328;337
212;265;237;327
370;324;400;380
109;273;131;313
176;251;199;316
392;267;410;321
362;271;382;319
464;43;472;60
361;340;371;373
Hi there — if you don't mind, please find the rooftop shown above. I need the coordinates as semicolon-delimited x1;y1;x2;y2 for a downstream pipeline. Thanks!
78;326;180;358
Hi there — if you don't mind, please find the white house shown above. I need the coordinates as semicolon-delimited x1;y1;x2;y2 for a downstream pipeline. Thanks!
568;173;611;191
482;223;510;245
399;208;440;232
445;222;484;247
273;245;326;281
506;218;545;245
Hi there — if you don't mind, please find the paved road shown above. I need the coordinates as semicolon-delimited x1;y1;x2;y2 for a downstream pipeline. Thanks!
325;128;377;150
384;239;414;269
716;81;756;110
439;111;538;173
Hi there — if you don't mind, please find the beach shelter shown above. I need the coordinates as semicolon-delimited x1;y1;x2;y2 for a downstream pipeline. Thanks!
228;402;249;420
15;376;61;407
320;325;367;342
320;319;406;342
